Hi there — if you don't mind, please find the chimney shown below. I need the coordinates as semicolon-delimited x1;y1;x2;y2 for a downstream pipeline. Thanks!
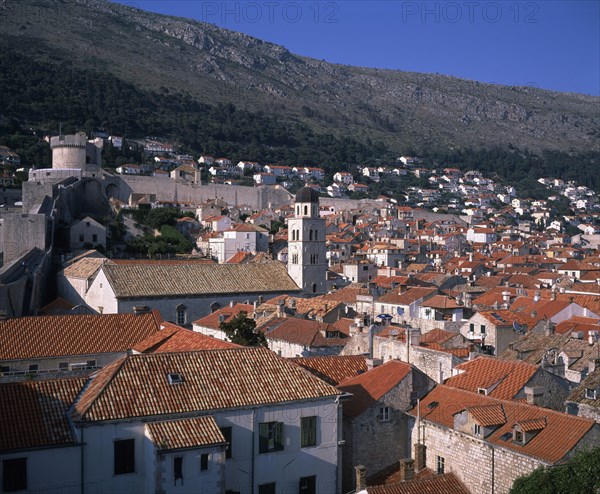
355;465;367;492
399;458;415;482
589;358;600;373
229;300;234;308
414;443;426;472
276;299;285;318
366;358;383;370
524;386;544;406
410;328;421;347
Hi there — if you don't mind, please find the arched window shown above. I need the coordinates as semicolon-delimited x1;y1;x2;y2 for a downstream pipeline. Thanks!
175;305;187;325
296;205;300;215
309;229;313;241
312;283;317;293
304;205;308;215
314;230;318;241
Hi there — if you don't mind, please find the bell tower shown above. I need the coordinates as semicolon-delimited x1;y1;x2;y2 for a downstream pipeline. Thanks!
287;187;327;294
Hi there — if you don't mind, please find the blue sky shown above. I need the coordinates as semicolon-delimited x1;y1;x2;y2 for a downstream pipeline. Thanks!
113;1;600;96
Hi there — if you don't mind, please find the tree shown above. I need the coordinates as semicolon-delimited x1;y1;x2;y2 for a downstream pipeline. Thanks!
510;447;600;494
219;314;267;347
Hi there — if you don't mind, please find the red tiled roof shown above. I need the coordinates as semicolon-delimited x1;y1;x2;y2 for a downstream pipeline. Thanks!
192;304;255;330
366;473;469;494
0;377;87;452
146;416;226;452
262;318;347;348
466;404;507;426
73;348;341;422
410;385;595;464
337;360;412;417
444;356;538;400
133;323;239;353
377;287;437;305
0;312;163;361
290;355;367;385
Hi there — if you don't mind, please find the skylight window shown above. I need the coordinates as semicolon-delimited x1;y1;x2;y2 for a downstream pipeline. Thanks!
167;373;184;385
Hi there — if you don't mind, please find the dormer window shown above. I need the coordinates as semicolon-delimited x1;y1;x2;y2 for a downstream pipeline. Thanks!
478;388;487;395
474;424;482;436
513;430;524;444
167;373;184;385
585;388;598;400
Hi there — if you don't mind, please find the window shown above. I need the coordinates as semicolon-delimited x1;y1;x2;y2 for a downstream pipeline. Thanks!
86;360;96;368
200;453;209;471
114;439;135;475
474;424;481;436
174;456;183;481
436;455;445;474
258;483;276;494
480;324;486;335
168;373;184;385
259;422;284;453
291;254;298;264
79;234;84;242
58;362;69;371
378;407;390;422
304;205;308;215
309;229;313;241
0;365;9;373
220;427;232;459
514;430;524;443
92;234;98;243
3;458;27;492
301;416;317;447
176;305;186;325
299;476;316;494
585;388;597;400
314;231;318;241
469;323;475;332
312;283;317;294
28;364;38;372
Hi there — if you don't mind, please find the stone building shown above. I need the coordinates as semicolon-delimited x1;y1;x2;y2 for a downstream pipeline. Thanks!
69;216;107;250
409;385;600;494
337;360;435;493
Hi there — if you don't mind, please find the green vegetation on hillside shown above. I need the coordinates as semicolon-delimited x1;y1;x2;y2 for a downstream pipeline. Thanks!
1;48;598;193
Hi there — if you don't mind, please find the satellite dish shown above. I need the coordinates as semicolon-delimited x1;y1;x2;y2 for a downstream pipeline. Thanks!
513;321;522;333
396;307;405;315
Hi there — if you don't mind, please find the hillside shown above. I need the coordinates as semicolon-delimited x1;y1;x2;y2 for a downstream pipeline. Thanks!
1;0;598;156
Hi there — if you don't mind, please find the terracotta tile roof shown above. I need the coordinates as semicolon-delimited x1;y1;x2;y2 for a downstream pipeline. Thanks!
261;318;347;348
0;377;87;452
133;323;239;353
111;259;216;265
410;385;595;464
73;348;340;423
323;284;366;305
60;257;107;279
377;287;437;305
101;262;300;298
290;355;367;385
466;404;507;426
225;251;253;264
146;416;227;452
38;297;75;315
366;473;469;494
420;328;458;345
192;304;254;329
516;417;547;432
421;295;460;309
0;312;163;361
337;360;412;417
444;356;538;400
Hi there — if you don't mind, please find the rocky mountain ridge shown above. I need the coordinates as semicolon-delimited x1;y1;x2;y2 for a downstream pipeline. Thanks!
1;0;598;153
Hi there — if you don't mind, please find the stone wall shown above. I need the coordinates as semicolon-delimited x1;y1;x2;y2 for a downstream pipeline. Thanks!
341;332;461;383
0;213;48;265
117;176;292;210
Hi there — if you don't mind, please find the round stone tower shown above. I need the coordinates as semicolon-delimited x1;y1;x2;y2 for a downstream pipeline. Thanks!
50;131;87;170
